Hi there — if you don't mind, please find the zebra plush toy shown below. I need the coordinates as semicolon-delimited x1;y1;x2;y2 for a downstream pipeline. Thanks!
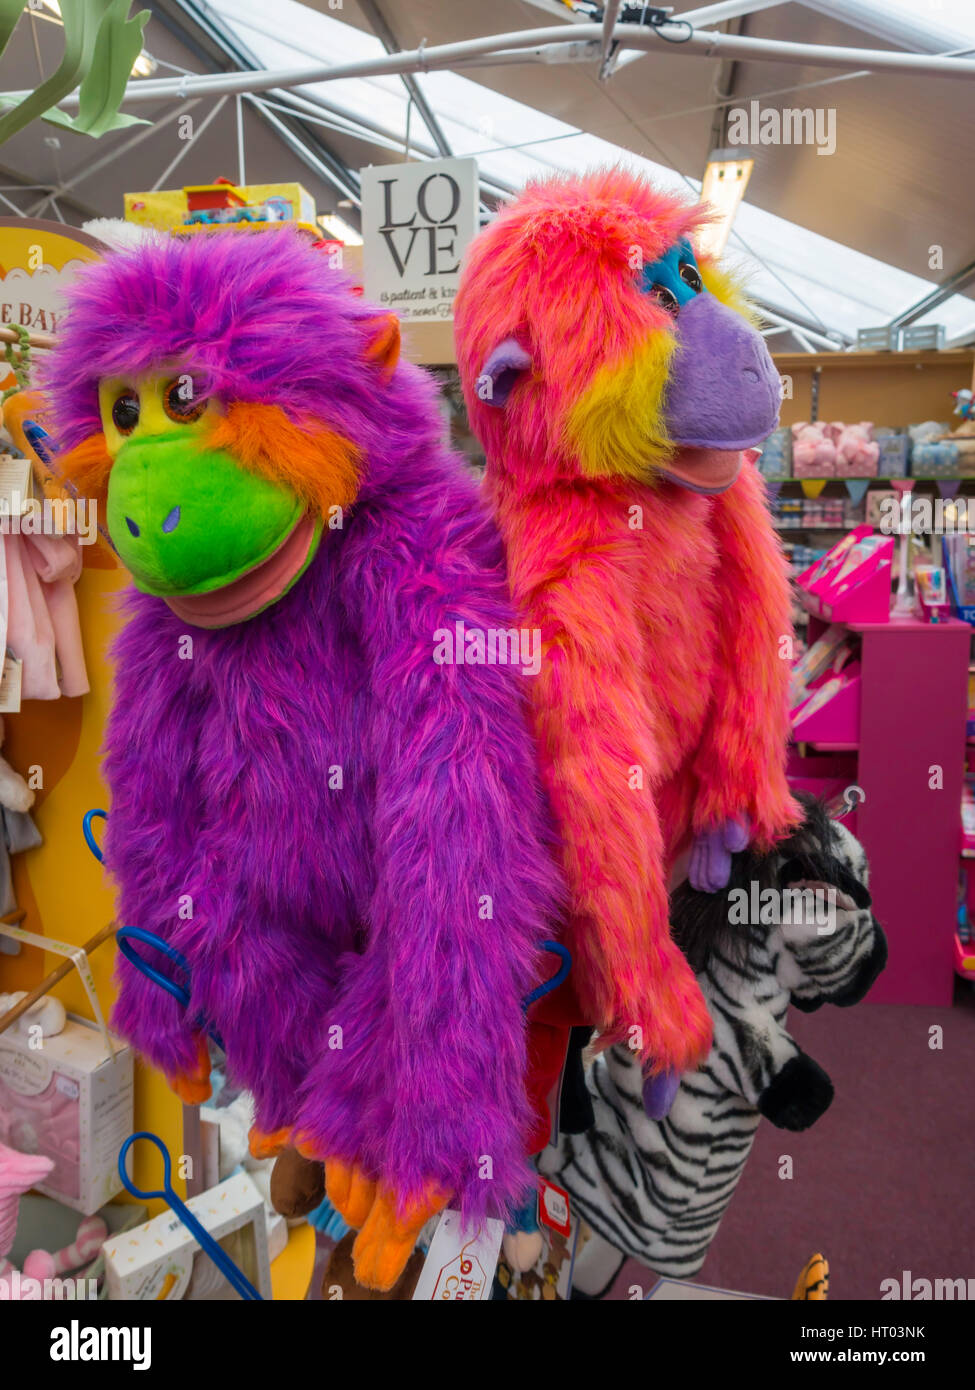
539;796;887;1297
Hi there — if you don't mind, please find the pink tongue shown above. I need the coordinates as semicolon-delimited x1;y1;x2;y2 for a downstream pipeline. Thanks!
662;447;745;493
163;514;317;629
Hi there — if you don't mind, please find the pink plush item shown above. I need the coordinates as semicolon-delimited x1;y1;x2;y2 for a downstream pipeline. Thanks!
833;421;879;477
791;421;837;477
0;1143;105;1299
52;1213;108;1274
0;1141;54;1256
2;534;89;699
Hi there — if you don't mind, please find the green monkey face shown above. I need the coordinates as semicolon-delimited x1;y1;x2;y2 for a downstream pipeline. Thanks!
99;374;322;628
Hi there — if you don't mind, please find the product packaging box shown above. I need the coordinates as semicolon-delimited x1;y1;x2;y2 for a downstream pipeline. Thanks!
124;182;317;232
0;1014;133;1215
103;1172;272;1301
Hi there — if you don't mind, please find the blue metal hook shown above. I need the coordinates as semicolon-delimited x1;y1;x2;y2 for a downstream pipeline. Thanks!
83;808;107;863
523;940;572;1010
84;810;223;1051
118;1132;263;1301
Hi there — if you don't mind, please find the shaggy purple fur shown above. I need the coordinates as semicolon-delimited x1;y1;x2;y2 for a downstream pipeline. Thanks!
43;231;564;1224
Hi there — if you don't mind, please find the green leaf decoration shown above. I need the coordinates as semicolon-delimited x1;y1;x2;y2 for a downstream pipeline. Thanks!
54;0;150;136
0;1;149;145
0;0;27;63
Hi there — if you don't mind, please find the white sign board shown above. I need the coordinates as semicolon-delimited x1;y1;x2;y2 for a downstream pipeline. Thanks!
360;157;479;323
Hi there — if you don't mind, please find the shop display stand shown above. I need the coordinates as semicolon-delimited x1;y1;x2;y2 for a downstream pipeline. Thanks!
791;611;969;1005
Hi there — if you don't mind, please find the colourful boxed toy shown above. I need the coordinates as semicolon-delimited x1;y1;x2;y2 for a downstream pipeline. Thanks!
125;180;319;238
0;1015;133;1215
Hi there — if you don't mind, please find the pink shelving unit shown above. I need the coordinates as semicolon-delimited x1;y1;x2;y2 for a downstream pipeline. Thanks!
791;614;970;1006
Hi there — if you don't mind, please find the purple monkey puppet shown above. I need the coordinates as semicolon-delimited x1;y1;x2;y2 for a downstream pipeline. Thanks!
42;228;563;1291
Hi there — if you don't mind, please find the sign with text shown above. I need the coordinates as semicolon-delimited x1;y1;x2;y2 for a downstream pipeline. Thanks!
360;158;479;323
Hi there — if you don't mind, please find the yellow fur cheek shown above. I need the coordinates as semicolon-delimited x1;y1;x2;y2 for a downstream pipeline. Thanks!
698;261;759;326
564;332;676;480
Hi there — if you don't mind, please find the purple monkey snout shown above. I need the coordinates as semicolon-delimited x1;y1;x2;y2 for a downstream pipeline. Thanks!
663;293;782;450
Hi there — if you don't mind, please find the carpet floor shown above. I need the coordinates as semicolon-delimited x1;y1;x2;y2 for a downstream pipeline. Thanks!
607;982;975;1300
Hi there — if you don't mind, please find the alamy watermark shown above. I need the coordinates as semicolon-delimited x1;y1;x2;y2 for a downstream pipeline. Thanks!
881;1271;975;1300
728;100;836;156
878;494;975;535
728;882;837;935
433;620;541;677
1;1271;98;1301
0;494;99;545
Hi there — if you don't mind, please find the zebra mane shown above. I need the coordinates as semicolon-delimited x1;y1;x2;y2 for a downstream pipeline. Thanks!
672;793;866;974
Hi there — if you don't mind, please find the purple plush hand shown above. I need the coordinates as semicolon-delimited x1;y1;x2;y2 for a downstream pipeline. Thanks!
642;1069;681;1120
689;816;750;893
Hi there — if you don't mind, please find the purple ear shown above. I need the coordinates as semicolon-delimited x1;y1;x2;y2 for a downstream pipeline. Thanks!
476;337;532;407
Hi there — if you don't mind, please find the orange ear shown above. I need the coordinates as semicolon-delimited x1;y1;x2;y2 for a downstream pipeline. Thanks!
363;313;400;377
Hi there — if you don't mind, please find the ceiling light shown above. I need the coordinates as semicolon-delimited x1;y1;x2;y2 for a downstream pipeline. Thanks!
131;49;157;78
697;148;754;259
318;212;362;245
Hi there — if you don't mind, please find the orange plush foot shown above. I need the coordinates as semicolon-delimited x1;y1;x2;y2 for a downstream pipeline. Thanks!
325;1158;377;1230
166;1036;212;1105
352;1181;448;1292
291;1131;322;1162
248;1125;291;1161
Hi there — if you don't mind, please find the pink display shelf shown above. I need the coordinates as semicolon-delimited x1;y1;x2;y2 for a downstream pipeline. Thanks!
796;525;894;624
793;615;970;1006
792;665;861;745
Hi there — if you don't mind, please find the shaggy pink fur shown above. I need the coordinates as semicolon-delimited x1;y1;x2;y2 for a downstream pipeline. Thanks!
455;170;799;1073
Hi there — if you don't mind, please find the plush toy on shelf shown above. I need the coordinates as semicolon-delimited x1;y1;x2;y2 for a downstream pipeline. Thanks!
832;421;879;477
44;230;563;1292
455;169;799;1089
791;421;838;477
540;797;886;1297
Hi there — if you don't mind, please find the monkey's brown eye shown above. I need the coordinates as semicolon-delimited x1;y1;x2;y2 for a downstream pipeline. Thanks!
679;261;703;293
163;378;206;424
111;392;140;435
647;283;679;315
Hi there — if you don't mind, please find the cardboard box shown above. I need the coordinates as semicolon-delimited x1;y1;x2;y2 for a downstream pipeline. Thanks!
103;1172;272;1301
0;1014;133;1215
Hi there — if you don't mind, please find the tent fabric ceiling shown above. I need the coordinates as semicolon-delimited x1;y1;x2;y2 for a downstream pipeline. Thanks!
0;0;972;347
306;0;974;302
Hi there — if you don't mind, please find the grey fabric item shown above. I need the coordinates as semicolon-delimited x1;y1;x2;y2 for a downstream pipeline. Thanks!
0;806;42;950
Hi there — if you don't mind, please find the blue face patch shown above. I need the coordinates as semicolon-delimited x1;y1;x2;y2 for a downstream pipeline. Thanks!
639;239;705;315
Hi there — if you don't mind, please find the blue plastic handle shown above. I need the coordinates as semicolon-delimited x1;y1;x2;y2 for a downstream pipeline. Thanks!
118;1133;263;1301
523;939;572;1010
83;808;107;863
115;927;224;1052
116;927;193;1011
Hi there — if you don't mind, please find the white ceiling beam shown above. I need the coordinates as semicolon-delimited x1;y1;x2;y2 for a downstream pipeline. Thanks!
7;18;975;112
613;1;796;71
797;0;974;55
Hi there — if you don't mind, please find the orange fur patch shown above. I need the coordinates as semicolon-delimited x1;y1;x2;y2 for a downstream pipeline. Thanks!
57;433;112;509
204;403;362;517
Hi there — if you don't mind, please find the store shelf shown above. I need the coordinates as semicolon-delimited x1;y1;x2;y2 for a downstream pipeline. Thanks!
768;475;975;485
794;613;969;1005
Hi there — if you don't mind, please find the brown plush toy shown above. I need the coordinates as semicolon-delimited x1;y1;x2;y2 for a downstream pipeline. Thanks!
270;1148;424;1300
269;1147;325;1219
